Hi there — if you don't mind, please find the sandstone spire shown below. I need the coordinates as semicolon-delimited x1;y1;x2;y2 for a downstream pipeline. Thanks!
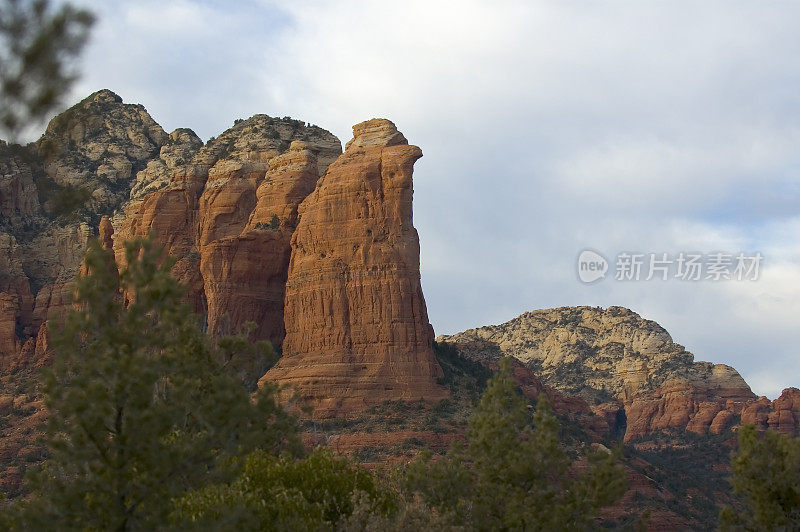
262;119;447;416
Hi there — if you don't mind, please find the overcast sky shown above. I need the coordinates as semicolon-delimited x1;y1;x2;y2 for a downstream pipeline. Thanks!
55;0;800;398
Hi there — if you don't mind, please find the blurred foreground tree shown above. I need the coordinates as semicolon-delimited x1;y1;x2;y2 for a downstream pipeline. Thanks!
0;0;94;140
719;424;800;530
8;237;301;530
401;357;628;530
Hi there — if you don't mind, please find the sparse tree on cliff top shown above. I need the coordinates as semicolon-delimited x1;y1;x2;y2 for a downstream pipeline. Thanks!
11;237;301;530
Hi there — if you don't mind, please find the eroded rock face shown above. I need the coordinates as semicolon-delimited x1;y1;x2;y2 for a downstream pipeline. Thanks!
263;119;447;416
0;234;32;364
622;367;754;441
0;89;346;373
201;141;320;345
0;90;172;370
0;224;91;369
439;306;769;441
741;388;800;436
0;294;19;368
115;115;342;326
129;128;204;203
440;306;701;399
0;147;40;223
114;164;209;312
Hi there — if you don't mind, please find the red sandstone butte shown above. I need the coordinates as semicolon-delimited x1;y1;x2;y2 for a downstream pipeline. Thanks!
262;119;447;416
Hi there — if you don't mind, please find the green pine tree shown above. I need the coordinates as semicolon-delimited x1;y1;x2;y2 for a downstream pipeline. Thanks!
402;357;627;530
719;423;800;531
11;237;302;530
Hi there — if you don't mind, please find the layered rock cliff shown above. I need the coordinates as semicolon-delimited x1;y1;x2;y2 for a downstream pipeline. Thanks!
1;88;794;446
1;92;446;420
262;119;448;416
199;140;320;344
0;90;344;370
113;114;342;341
439;306;794;442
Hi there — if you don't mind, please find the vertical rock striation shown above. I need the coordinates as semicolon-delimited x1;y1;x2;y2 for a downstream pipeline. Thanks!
200;141;320;345
263;119;447;416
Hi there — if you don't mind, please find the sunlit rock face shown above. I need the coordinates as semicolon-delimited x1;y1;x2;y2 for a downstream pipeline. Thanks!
263;119;448;417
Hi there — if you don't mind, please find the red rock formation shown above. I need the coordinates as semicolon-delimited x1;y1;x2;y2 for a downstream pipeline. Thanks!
263;119;447;416
593;402;625;436
767;388;800;435
0;148;40;221
99;216;114;250
740;388;800;436
114;117;342;330
196;159;266;335
622;368;755;442
200;141;320;345
440;306;786;442
114;165;209;313
198;161;264;247
14;321;52;369
31;280;73;330
0;294;19;368
0;234;33;369
246;141;319;226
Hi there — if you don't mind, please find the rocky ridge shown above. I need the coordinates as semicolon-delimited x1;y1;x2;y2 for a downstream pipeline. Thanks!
0;89;181;371
37;89;170;217
0;90;347;371
439;306;796;441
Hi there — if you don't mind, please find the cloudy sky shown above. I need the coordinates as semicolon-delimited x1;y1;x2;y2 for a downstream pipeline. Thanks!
54;0;800;398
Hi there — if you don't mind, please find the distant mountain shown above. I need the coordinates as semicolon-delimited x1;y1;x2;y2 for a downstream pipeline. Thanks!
439;305;798;442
